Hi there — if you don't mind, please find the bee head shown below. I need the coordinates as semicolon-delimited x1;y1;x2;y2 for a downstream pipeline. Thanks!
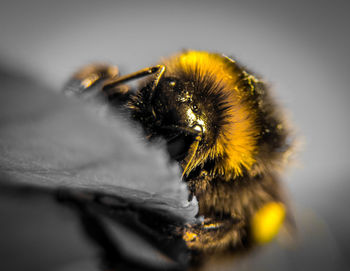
130;51;262;179
150;76;216;164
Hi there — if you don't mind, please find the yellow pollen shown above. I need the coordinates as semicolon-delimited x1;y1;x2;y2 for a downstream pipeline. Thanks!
183;231;197;242
251;202;286;244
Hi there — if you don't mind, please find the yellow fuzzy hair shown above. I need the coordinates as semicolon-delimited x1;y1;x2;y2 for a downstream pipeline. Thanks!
161;51;260;179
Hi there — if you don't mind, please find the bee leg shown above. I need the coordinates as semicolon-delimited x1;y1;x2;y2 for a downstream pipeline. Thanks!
64;64;166;107
63;63;121;99
183;216;244;252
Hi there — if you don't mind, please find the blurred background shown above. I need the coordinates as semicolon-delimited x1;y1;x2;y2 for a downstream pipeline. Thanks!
0;0;349;270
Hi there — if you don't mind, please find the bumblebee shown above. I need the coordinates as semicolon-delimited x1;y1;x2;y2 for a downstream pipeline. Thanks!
65;50;293;256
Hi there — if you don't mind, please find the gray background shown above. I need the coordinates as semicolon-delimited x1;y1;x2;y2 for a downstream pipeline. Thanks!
0;0;350;270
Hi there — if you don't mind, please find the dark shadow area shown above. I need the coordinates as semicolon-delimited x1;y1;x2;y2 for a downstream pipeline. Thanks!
0;179;192;271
